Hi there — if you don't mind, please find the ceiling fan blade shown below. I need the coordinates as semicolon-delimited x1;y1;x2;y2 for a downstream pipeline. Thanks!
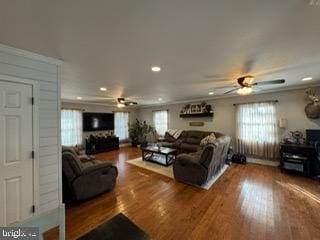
253;79;285;86
253;86;262;92
223;87;241;94
118;97;138;105
83;95;115;100
213;84;238;90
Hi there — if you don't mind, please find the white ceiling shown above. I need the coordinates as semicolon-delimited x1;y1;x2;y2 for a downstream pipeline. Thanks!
1;0;320;105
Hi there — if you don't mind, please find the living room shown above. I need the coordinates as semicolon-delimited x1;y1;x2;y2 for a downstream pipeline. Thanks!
1;1;320;240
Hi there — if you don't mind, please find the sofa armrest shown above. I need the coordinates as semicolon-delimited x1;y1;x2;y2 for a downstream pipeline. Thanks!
82;162;114;175
177;153;202;166
175;138;184;146
79;155;95;163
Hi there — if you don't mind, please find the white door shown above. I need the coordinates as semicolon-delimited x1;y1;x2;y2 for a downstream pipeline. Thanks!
0;80;34;226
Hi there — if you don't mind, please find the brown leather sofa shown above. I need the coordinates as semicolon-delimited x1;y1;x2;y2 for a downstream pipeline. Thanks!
173;135;231;186
160;130;224;153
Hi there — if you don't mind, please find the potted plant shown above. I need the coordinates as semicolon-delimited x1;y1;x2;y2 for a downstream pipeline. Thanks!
128;119;155;147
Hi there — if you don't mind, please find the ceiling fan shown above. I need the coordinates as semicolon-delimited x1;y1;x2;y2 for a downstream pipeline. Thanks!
221;76;285;95
117;97;138;107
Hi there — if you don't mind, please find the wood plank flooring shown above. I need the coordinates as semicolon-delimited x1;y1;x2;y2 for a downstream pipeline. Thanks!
46;147;320;240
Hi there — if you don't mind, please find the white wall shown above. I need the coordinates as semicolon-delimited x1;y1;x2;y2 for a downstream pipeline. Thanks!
62;101;139;140
0;44;64;237
137;88;320;146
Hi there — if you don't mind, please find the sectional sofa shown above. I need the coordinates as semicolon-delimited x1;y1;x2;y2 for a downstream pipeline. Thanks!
160;130;225;153
159;130;231;186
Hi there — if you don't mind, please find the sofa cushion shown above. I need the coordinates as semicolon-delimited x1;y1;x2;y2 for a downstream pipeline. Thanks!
81;160;97;169
62;152;83;181
185;137;201;145
180;143;199;152
79;154;95;163
200;133;217;146
161;142;174;148
164;132;176;143
162;141;181;148
62;146;80;155
188;131;210;138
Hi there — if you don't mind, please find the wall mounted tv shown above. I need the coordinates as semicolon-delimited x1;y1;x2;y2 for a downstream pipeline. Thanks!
83;112;114;132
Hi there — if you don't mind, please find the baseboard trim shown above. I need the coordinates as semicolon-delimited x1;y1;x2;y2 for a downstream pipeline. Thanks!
247;157;280;167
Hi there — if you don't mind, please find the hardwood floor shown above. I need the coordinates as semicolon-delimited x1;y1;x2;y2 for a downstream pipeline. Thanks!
46;147;320;240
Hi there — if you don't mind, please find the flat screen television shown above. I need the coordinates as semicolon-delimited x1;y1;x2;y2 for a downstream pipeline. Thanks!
83;112;114;131
306;129;320;144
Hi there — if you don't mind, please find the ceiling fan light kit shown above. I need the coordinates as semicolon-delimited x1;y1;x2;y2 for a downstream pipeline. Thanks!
117;103;125;108
222;75;286;95
117;97;138;107
237;87;253;95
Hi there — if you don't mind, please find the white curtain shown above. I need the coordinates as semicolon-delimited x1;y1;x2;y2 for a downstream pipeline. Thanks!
236;102;279;159
153;110;168;136
114;112;129;141
61;109;83;146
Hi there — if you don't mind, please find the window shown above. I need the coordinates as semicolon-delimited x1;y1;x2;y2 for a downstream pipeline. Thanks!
153;110;168;136
114;112;129;141
236;102;278;159
61;109;83;146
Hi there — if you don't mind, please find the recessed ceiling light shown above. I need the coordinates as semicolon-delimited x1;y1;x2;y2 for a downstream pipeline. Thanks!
158;98;163;101
100;87;107;91
76;96;82;100
309;0;320;6
151;66;161;72
302;77;313;81
208;92;214;95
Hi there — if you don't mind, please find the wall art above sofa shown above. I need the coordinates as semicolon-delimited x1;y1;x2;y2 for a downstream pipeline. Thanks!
179;101;214;118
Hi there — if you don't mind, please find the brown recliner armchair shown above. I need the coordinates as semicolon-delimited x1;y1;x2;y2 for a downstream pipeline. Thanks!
62;150;118;202
173;136;231;186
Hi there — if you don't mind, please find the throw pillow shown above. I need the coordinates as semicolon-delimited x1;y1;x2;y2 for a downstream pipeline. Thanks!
200;133;217;146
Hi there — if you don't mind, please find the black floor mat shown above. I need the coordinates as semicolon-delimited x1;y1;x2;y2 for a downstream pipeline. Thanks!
77;213;151;240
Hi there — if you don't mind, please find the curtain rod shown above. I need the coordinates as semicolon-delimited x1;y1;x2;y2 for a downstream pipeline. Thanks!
152;109;169;112
61;107;85;111
112;111;130;113
233;100;278;106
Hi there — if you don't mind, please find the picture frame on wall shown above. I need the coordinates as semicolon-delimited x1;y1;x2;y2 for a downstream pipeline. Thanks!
190;104;202;113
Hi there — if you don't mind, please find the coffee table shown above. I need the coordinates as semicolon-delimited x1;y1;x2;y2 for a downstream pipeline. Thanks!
141;146;177;166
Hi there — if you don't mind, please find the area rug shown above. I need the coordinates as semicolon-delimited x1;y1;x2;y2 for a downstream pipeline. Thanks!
127;157;228;190
77;213;150;240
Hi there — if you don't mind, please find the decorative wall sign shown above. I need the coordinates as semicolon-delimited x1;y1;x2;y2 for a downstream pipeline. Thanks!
190;104;202;113
180;101;213;118
189;122;204;127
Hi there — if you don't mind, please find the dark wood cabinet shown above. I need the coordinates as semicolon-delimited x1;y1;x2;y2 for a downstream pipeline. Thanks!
85;136;119;154
280;143;320;178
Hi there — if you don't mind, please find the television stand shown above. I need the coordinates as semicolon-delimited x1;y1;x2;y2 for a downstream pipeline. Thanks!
280;143;320;178
85;135;119;154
